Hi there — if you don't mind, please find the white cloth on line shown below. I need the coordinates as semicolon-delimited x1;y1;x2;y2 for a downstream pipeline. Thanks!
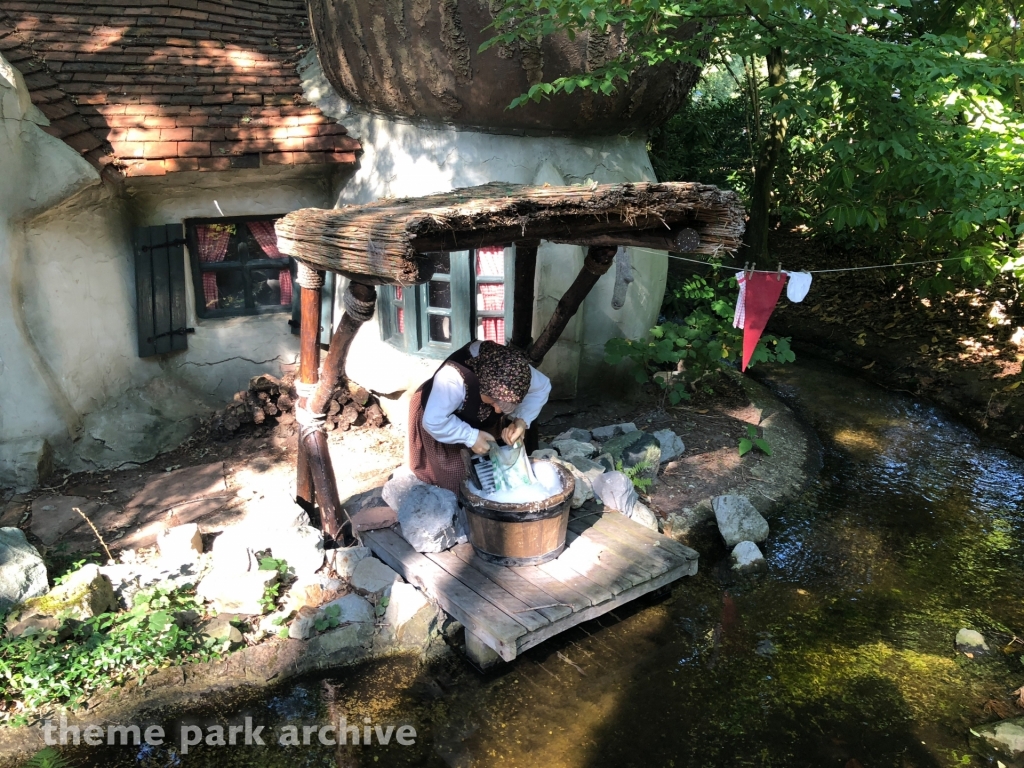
733;271;748;329
786;271;813;302
421;340;552;448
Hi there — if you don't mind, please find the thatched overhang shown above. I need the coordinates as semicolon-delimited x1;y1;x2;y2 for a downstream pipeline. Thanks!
275;182;746;285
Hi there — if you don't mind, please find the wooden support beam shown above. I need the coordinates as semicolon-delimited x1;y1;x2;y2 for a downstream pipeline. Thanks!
528;246;617;367
511;239;539;350
295;267;324;508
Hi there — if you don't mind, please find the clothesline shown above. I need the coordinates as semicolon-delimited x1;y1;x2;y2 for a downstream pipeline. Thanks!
665;253;965;274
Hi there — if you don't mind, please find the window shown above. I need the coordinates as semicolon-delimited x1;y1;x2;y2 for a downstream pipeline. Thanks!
379;246;514;357
186;216;293;318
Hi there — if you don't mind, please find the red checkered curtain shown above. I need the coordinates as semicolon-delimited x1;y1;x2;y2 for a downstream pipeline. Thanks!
195;225;231;310
248;220;292;305
476;247;505;343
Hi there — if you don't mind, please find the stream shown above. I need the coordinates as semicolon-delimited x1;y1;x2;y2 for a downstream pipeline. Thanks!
77;359;1024;767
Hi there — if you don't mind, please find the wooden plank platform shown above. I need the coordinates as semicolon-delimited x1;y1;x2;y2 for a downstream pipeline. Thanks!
363;508;698;667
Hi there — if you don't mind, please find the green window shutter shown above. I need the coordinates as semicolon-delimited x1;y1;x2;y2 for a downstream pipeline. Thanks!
133;224;190;358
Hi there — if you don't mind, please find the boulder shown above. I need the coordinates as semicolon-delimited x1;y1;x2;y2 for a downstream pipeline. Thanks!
396;484;460;553
530;449;559;461
349;557;400;599
320;593;375;625
550;458;594;509
591;423;637;441
955;628;990;656
602;430;645;462
241;496;311;530
712;495;769;547
209;527;255;573
554;427;592;443
730;541;767;574
382;468;427;514
971;717;1024;766
282;575;346;614
591;472;638;515
384;582;437;648
621;434;662;483
197;567;278;614
9;563;116;626
0;527;48;614
157;523;203;566
201;614;244;646
331;545;371;580
627;502;659;531
652;429;685;463
551;438;597;461
595;453;615;473
270;525;325;578
288;605;319;640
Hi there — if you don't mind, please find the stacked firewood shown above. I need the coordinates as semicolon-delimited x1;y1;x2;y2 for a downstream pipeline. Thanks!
209;373;386;438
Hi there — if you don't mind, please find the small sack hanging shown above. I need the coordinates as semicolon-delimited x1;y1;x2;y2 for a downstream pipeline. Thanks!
741;271;788;371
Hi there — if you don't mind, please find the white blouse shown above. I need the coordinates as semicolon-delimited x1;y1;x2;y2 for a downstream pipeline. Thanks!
422;341;552;448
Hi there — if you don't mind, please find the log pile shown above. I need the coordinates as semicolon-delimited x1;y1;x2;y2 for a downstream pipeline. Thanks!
209;373;386;439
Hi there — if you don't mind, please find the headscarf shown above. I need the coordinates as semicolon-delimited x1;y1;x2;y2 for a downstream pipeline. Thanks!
464;341;531;407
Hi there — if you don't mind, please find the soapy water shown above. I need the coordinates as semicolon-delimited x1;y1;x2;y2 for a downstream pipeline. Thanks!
469;460;564;505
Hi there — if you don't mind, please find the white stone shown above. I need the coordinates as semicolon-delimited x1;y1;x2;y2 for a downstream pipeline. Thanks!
591;423;638;441
197;567;278;615
0;527;49;614
321;593;375;626
555;427;592;443
331;545;371;580
955;628;990;655
12;563;116;622
627;502;659;531
210;528;255;573
349;557;400;599
384;582;437;647
288;606;318;640
157;523;203;566
730;541;767;574
396;484;460;553
551;458;594;509
382;467;428;514
712;495;769;547
202;614;243;645
270;525;325;578
652;429;685;463
242;497;311;530
551;438;597;461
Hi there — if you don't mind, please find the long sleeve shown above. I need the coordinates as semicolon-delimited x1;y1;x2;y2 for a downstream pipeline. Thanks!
421;365;479;448
510;366;551;427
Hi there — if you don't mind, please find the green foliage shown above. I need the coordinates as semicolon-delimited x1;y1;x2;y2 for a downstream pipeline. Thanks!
615;459;654;494
314;603;342;633
258;557;290;615
0;584;220;722
738;424;773;457
605;267;795;401
373;594;390;619
24;748;71;768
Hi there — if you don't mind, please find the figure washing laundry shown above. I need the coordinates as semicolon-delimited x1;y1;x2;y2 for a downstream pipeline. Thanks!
406;340;552;493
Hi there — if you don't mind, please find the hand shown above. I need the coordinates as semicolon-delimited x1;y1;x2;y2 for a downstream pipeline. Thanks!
471;431;497;455
502;418;527;446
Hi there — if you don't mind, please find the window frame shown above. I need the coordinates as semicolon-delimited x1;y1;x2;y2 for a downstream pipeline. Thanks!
185;214;294;320
379;246;515;358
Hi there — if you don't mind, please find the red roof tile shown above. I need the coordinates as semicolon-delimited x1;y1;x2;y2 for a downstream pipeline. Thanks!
0;0;360;177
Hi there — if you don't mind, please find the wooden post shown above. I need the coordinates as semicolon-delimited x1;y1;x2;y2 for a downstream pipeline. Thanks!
528;245;617;366
298;280;378;544
510;239;539;350
295;264;324;508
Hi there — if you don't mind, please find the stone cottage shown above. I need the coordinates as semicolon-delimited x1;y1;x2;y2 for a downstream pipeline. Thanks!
0;0;699;490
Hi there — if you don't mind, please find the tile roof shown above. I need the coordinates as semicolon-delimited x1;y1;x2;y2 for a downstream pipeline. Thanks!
0;0;360;178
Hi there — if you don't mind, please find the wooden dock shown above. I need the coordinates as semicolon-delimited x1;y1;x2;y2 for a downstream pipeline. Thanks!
363;508;699;668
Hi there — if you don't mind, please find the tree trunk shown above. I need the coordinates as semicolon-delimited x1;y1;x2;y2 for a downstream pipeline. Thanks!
742;47;788;263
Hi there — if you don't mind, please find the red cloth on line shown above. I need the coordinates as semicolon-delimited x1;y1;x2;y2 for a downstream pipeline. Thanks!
741;271;788;372
195;225;231;310
248;220;292;306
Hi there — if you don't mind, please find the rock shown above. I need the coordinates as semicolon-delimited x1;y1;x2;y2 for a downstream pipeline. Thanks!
209;528;255;573
627;501;659;531
550;458;594;509
120;462;228;550
157;523;203;566
10;564;116;625
0;527;49;614
652;429;685;462
602;430;646;461
270;525;325;578
30;495;91;546
713;495;769;547
331;545;371;580
349;557;400;599
349;505;397;532
595;452;615;472
288;605;319;640
971;717;1024;765
314;623;372;656
621;434;662;483
555;427;592;443
396;484;459;553
197;567;278;614
282;574;346;613
201;614;244;646
591;472;638;515
6;614;63;639
530;449;558;461
551;438;597;461
384;582;437;648
955;628;990;656
242;496;311;530
591;423;637;441
382;467;428;514
321;593;375;625
98;559;204;610
730;541;767;574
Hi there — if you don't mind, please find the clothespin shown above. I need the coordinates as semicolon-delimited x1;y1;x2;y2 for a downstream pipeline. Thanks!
776;263;782;281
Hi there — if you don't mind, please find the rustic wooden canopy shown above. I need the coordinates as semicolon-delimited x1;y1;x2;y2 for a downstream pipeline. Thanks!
275;181;746;285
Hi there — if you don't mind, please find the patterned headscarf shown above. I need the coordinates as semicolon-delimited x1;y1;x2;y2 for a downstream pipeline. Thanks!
464;341;531;406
